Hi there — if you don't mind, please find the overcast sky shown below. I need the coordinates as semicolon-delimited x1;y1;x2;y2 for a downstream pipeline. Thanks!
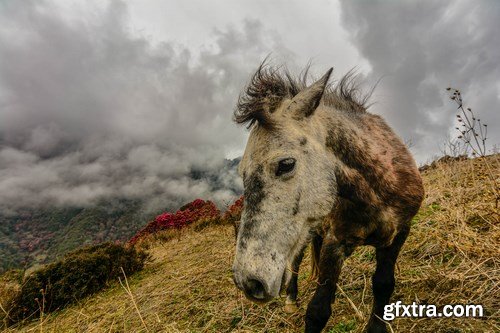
0;0;498;213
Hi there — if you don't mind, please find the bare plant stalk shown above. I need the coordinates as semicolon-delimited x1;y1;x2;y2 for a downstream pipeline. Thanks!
446;87;488;157
336;283;365;321
446;87;499;207
35;288;46;333
119;267;149;332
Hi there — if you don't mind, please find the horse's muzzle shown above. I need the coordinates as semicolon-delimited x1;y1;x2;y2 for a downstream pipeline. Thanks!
232;268;274;303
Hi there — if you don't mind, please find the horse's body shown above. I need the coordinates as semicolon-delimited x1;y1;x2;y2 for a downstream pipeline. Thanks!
232;63;424;333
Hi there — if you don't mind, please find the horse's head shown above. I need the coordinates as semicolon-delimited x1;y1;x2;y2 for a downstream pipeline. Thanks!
232;67;337;302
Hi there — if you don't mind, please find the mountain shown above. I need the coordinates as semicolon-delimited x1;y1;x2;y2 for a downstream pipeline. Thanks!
0;158;242;273
0;199;159;272
190;157;242;193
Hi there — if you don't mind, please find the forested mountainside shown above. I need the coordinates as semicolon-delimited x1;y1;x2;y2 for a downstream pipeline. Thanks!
0;158;241;272
0;199;156;272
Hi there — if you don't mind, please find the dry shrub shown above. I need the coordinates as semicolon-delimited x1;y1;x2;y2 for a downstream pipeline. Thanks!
0;270;23;327
6;242;148;325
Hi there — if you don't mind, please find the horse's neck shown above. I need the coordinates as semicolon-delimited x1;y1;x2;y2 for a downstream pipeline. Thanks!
317;106;365;148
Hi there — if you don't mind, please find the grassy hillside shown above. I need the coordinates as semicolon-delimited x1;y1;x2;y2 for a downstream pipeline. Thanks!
2;155;499;332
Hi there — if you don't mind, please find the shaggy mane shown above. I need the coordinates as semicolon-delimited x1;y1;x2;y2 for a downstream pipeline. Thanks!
234;61;371;129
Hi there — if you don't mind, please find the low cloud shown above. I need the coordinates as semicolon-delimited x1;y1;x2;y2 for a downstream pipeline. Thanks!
0;0;292;213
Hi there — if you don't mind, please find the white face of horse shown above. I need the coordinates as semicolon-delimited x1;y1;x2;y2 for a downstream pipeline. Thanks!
232;69;336;302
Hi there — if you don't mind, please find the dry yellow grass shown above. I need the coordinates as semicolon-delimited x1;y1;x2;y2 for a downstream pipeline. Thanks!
2;155;499;332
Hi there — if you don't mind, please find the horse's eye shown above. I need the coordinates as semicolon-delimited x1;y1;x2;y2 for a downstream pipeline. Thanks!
276;158;296;176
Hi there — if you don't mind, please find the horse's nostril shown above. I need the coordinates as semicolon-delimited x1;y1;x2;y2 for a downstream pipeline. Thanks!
244;278;266;300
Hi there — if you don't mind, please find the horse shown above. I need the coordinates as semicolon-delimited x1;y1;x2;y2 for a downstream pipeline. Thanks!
231;63;424;333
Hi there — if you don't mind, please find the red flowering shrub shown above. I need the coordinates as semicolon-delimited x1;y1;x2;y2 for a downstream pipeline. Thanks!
178;198;207;212
222;196;244;238
129;199;220;245
221;196;244;225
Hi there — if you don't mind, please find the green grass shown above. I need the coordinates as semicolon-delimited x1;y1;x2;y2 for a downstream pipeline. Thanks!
328;319;356;332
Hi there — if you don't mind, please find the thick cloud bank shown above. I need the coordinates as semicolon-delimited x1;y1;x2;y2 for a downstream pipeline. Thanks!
339;0;500;161
2;0;499;214
0;0;285;213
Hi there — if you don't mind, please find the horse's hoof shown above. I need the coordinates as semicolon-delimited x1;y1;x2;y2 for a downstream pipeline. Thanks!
284;302;299;313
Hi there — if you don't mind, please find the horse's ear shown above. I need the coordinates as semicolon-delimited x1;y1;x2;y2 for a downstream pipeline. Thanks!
289;68;333;119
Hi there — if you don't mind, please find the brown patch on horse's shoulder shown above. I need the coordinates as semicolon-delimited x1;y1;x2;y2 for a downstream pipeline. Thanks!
325;112;424;246
333;166;381;227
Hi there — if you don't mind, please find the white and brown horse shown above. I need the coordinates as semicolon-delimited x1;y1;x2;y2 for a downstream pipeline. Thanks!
232;63;424;333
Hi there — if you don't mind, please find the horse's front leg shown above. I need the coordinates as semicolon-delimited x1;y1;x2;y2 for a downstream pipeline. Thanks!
305;239;346;333
367;227;410;333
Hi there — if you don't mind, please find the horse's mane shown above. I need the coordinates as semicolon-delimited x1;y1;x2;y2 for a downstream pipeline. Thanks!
234;61;371;128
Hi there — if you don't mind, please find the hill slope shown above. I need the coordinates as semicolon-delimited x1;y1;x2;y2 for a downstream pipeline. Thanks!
4;155;499;332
